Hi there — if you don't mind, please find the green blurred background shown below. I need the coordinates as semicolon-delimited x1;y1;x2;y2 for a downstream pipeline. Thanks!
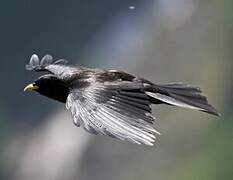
0;0;232;180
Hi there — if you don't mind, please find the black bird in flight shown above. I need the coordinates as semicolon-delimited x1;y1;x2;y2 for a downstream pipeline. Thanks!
24;54;219;146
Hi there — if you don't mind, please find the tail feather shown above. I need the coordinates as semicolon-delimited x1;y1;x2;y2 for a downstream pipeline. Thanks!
145;83;220;116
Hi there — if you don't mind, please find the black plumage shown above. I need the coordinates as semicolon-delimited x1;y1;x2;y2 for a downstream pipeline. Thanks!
34;74;69;103
24;54;220;146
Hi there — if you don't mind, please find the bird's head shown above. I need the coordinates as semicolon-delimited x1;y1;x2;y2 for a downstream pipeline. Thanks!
24;74;69;103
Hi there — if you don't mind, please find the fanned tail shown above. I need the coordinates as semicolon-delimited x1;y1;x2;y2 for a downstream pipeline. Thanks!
145;83;220;116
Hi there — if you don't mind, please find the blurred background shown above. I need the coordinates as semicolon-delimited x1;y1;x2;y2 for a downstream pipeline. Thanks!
0;0;232;180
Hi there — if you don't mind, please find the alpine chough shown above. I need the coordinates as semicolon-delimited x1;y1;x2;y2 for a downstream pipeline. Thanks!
24;54;220;146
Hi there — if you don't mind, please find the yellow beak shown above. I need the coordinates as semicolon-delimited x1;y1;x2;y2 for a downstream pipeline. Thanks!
24;83;39;92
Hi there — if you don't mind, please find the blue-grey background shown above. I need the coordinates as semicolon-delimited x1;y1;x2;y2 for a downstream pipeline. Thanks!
0;1;232;180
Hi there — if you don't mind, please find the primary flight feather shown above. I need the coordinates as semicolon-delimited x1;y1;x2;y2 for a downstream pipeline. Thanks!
24;54;220;146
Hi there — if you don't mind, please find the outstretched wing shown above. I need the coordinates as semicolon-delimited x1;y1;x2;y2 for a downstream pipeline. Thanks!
25;54;79;79
66;81;160;146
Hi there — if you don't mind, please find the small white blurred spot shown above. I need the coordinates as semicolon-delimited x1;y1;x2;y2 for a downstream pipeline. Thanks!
129;6;135;10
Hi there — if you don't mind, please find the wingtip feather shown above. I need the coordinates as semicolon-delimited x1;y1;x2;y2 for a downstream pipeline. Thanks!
26;54;68;71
